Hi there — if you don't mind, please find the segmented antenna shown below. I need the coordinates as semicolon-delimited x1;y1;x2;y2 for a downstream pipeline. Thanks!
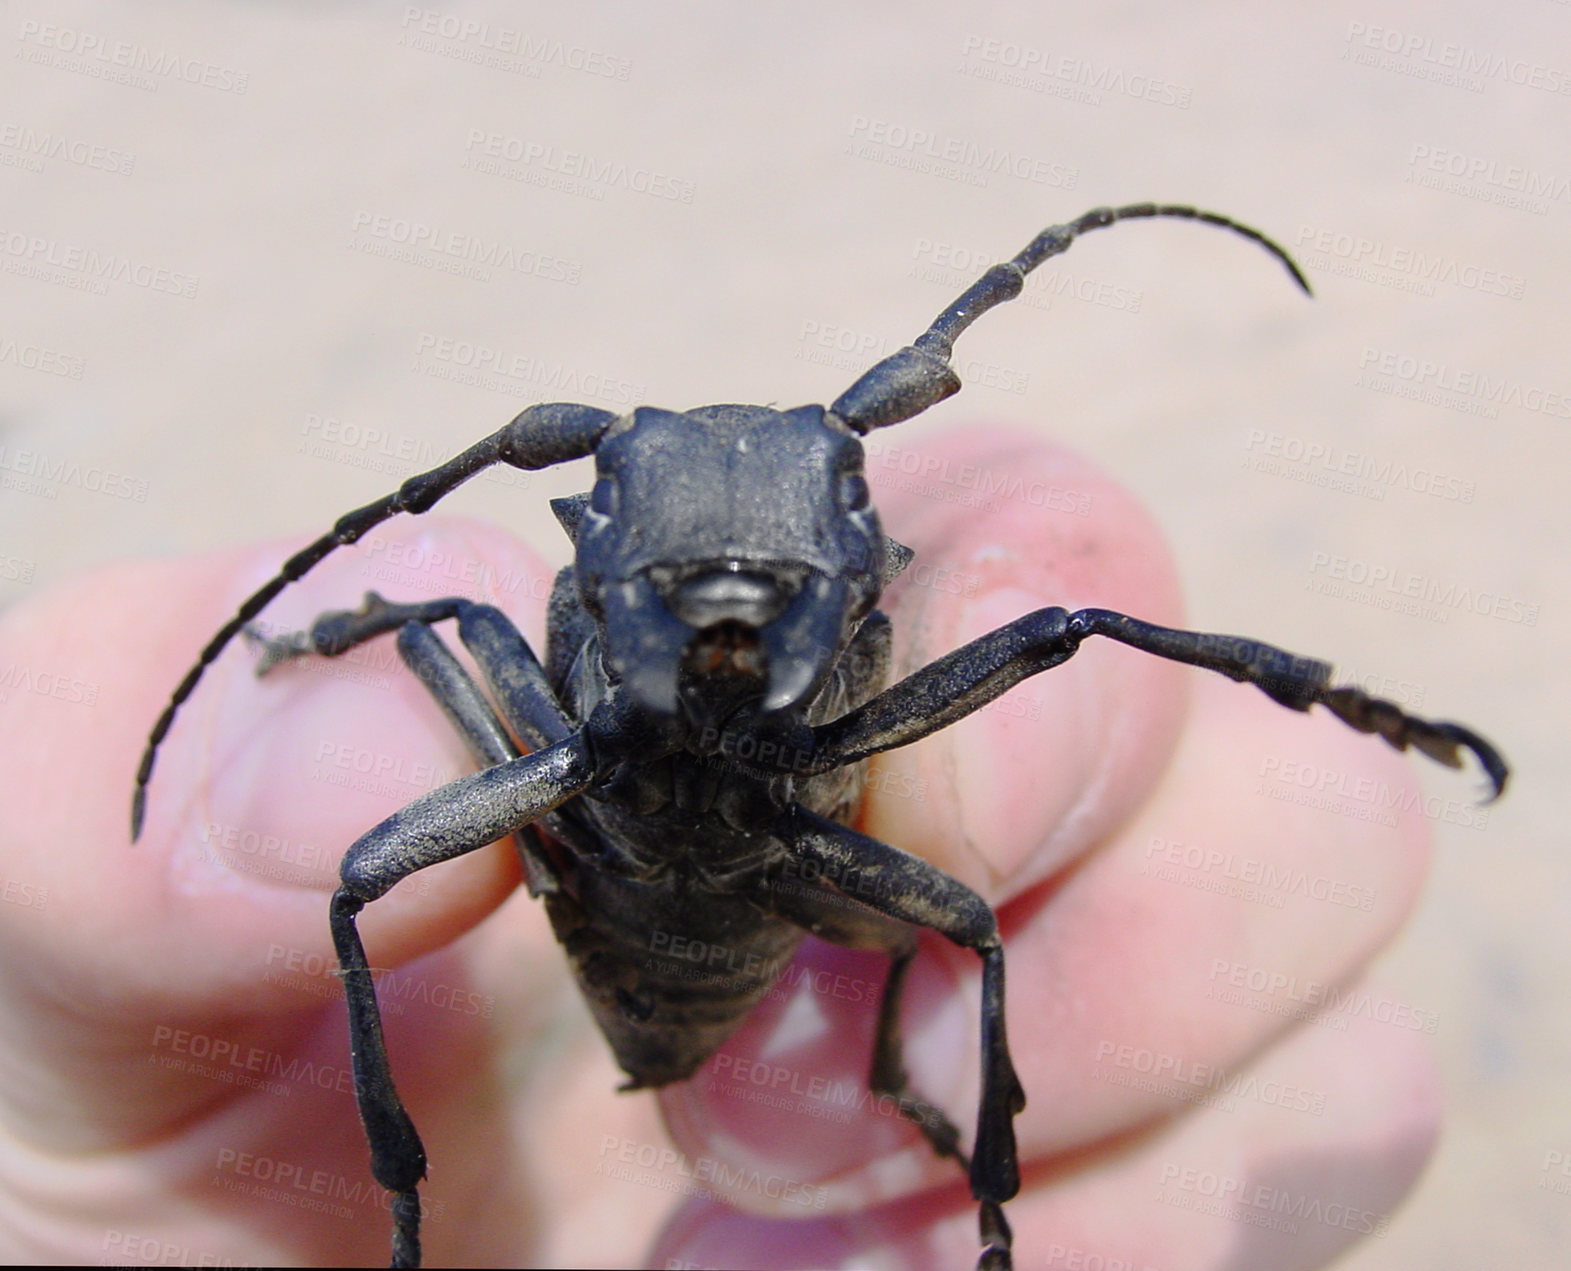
929;202;1311;353
830;204;1310;435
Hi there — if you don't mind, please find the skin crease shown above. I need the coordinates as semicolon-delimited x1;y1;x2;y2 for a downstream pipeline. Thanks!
0;426;1444;1269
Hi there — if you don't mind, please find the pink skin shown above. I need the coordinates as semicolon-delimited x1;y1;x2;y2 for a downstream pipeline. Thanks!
0;426;1438;1269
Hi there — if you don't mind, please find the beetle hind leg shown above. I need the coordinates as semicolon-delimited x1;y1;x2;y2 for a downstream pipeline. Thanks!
869;940;968;1168
764;813;1025;1270
871;937;1026;1271
760;875;969;1168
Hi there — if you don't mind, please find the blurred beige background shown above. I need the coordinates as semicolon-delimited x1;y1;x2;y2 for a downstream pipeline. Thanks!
1;2;1565;1267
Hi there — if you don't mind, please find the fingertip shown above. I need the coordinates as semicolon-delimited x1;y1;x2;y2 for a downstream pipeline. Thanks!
657;936;976;1215
650;1191;976;1271
163;517;556;971
3;519;555;1007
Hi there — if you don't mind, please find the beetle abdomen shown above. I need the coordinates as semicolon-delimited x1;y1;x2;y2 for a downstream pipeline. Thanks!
544;860;804;1088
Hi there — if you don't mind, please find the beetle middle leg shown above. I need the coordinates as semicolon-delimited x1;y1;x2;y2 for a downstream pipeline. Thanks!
249;591;574;750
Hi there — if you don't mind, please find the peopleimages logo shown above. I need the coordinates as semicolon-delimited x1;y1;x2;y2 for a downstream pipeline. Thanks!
958;35;1194;109
863;439;1093;515
348;212;583;285
1142;835;1377;911
909;238;1144;315
396;9;632;79
0;336;86;379
1092;1039;1328;1115
593;1135;828;1211
1243;428;1477;503
1157;1162;1390;1237
15;20;250;93
0;226;198;297
1405;144;1571;214
1356;347;1571;420
1256;755;1491;832
1342;22;1571;97
461;131;695;203
0;123;135;174
1306;552;1539;627
1293;224;1525;298
1206;957;1440;1034
845;116;1079;188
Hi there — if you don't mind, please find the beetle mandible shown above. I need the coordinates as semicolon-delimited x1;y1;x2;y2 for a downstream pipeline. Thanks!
132;203;1508;1271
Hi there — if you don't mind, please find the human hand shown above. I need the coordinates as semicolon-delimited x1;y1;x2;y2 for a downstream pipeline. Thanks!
0;425;1440;1269
653;425;1442;1269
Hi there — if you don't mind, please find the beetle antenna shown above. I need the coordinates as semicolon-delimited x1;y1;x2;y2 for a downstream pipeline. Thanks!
831;203;1310;434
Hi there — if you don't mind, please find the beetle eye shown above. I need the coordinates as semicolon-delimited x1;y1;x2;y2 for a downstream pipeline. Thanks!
591;476;619;516
839;472;870;512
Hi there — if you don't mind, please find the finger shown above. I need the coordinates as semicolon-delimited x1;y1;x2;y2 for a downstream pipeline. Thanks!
998;975;1441;1271
657;672;1433;1211
867;426;1437;1160
657;934;968;1210
862;423;1189;895
656;424;1436;1216
649;974;1440;1271
995;671;1431;1157
0;517;554;1153
656;424;1190;1202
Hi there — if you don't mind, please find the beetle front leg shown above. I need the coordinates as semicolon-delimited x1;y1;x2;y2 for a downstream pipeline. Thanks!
249;592;574;752
810;606;1508;799
331;733;595;1267
250;596;573;895
329;891;424;1269
774;804;1024;1271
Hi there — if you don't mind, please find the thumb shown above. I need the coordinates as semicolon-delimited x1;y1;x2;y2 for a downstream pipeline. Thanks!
0;517;553;1151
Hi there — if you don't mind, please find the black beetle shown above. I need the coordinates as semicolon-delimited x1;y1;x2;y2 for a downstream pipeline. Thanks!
133;204;1507;1270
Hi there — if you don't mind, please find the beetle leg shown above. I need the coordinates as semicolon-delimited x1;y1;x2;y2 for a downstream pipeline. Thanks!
774;804;1024;1271
451;602;576;749
761;875;966;1167
132;401;615;839
331;732;595;1268
392;620;564;898
248;596;575;896
248;593;574;751
867;942;967;1164
810;606;1508;800
246;591;465;672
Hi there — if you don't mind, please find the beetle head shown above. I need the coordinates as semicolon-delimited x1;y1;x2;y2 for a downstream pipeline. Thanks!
556;405;888;724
